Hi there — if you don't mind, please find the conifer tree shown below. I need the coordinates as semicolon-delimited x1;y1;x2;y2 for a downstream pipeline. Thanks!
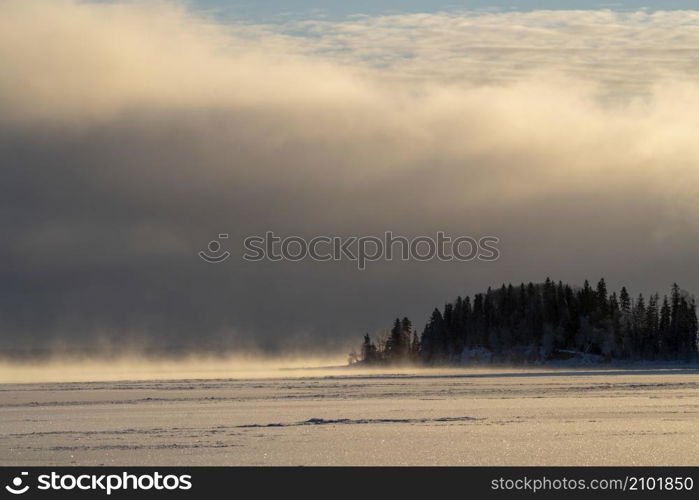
356;279;698;365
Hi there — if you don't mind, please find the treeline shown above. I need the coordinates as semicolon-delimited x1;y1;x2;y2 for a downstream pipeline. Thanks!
354;279;699;365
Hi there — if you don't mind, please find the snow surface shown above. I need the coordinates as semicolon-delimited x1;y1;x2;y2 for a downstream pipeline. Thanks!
1;367;697;465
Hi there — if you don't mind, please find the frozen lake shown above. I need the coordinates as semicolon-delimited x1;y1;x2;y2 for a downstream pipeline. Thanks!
1;367;698;465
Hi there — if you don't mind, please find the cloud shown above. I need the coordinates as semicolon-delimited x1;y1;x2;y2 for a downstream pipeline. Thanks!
289;10;699;88
1;1;698;354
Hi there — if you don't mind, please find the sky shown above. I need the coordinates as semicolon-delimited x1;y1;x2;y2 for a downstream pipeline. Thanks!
1;0;699;356
190;1;699;21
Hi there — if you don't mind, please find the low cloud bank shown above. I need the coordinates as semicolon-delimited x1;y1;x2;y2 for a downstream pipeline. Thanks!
1;1;698;353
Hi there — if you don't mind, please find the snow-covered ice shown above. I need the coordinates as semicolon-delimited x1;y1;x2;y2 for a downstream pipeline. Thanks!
1;367;697;465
